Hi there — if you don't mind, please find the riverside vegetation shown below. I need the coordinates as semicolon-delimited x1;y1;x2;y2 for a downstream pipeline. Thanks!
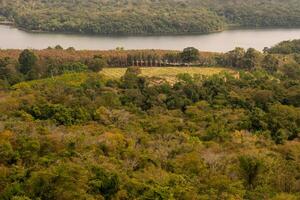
1;0;300;35
0;41;300;199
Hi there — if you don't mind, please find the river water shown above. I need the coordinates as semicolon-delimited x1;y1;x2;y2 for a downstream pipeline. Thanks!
0;25;299;52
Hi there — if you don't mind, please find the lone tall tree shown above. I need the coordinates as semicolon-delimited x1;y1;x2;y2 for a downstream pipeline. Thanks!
180;47;199;64
243;48;262;70
19;49;37;74
87;55;108;72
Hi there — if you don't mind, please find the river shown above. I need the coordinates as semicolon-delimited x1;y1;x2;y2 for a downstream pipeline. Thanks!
0;25;299;52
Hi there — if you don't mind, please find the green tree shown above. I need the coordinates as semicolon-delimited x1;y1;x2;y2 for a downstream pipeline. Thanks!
202;121;230;142
268;104;300;142
282;63;300;80
180;47;199;64
88;166;120;200
252;89;274;109
87;55;107;72
18;49;37;74
0;141;18;165
54;45;63;50
121;67;144;89
0;57;23;85
225;47;245;68
125;66;141;76
243;48;263;70
262;54;279;73
239;156;262;188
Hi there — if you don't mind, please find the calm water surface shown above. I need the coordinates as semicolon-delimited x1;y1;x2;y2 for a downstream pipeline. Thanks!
0;25;299;52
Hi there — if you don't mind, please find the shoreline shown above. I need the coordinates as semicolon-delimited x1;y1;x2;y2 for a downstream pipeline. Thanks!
0;23;299;52
2;23;300;37
11;25;226;37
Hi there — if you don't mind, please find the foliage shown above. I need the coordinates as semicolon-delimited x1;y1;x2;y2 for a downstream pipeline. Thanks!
267;39;300;54
48;62;88;76
1;0;300;35
262;54;279;73
239;156;262;188
86;55;107;72
180;47;199;63
18;50;37;75
0;44;300;199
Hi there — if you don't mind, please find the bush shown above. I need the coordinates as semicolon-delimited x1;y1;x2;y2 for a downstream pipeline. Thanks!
88;166;120;199
0;141;18;165
86;56;107;72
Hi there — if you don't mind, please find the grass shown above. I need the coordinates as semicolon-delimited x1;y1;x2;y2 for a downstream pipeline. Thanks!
12;73;91;90
101;67;234;81
12;67;234;90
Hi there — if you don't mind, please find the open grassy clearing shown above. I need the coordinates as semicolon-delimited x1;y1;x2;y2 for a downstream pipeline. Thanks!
101;67;234;81
11;67;234;90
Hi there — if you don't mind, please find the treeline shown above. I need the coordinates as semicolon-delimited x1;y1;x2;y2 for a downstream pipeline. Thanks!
0;0;224;35
0;48;107;86
0;60;300;199
1;44;296;88
0;47;215;86
1;0;300;35
267;39;300;54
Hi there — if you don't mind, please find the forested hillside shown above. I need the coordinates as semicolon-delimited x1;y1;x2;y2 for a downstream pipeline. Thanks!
0;43;300;199
0;0;300;35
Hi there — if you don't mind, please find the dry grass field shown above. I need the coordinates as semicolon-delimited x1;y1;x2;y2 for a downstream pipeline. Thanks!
12;67;235;90
101;67;234;81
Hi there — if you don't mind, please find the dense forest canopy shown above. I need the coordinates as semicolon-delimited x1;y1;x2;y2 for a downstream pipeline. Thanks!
0;40;300;199
0;0;300;35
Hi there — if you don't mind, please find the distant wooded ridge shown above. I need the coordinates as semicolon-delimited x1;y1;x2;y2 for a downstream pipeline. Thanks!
0;0;300;35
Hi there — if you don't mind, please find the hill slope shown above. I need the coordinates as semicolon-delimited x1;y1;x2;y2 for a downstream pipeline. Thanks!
0;0;300;35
